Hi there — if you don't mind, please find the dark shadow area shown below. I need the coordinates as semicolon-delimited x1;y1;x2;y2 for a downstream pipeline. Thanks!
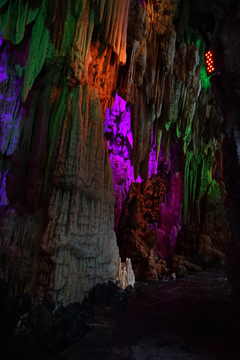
50;269;240;360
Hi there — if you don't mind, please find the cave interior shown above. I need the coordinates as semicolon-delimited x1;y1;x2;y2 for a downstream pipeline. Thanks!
0;0;240;359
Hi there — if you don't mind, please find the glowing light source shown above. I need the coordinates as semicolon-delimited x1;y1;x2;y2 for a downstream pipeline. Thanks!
204;50;216;77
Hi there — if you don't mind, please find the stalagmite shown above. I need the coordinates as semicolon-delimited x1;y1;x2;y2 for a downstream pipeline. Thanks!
117;256;135;290
0;0;233;310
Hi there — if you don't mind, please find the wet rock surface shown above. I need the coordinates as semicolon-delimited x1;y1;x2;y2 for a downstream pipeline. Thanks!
52;269;240;360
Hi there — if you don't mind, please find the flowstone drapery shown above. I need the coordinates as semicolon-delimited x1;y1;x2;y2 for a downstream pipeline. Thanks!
0;0;234;308
0;0;131;306
104;0;230;280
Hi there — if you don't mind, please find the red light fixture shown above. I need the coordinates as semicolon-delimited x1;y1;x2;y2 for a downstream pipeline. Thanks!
204;50;216;76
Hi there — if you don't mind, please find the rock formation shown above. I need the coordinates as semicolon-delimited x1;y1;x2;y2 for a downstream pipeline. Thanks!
105;0;230;279
0;0;131;306
0;0;237;317
117;175;168;280
117;256;135;290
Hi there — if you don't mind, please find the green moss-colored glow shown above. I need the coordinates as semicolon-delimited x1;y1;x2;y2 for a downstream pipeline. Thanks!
59;3;77;55
0;0;9;7
184;149;215;225
22;5;51;102
184;151;192;224
184;151;199;224
200;63;211;90
44;81;69;198
199;155;213;199
156;128;162;161
15;64;25;78
195;38;211;91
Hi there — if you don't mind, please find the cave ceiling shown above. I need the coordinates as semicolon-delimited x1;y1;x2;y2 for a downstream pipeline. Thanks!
0;0;239;317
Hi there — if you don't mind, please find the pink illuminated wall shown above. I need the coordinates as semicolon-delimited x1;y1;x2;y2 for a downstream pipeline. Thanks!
104;92;182;258
104;92;142;228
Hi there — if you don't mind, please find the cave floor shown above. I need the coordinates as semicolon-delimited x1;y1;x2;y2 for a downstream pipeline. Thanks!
54;269;240;360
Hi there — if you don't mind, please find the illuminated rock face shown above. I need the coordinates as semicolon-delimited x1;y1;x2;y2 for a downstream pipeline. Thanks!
0;0;233;307
117;175;168;280
0;0;131;306
104;0;229;279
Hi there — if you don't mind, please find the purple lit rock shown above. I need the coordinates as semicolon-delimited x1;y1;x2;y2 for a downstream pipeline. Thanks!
105;92;143;228
0;171;9;206
0;42;21;156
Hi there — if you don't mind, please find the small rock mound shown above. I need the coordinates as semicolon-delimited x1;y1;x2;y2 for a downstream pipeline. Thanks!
171;255;203;277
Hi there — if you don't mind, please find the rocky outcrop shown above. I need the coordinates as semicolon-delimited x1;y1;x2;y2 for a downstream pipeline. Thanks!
171;255;202;276
117;175;168;280
117;256;135;290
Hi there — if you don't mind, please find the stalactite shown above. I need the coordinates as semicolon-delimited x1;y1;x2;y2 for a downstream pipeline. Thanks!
0;0;232;307
110;0;229;278
0;0;30;45
0;0;131;306
22;6;51;102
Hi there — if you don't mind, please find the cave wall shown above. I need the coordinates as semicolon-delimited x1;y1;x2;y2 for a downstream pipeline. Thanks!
0;0;234;306
209;0;240;335
0;0;131;306
104;0;230;279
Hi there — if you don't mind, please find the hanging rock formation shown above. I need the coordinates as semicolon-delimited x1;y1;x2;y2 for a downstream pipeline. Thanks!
104;0;230;280
0;0;131;306
0;0;236;310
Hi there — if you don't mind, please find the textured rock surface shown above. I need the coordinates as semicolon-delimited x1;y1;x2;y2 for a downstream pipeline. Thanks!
117;257;135;290
105;0;230;280
171;255;202;276
0;0;235;310
0;0;132;306
117;175;168;280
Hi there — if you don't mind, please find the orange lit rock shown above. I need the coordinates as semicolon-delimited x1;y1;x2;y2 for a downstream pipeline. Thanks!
117;174;168;280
